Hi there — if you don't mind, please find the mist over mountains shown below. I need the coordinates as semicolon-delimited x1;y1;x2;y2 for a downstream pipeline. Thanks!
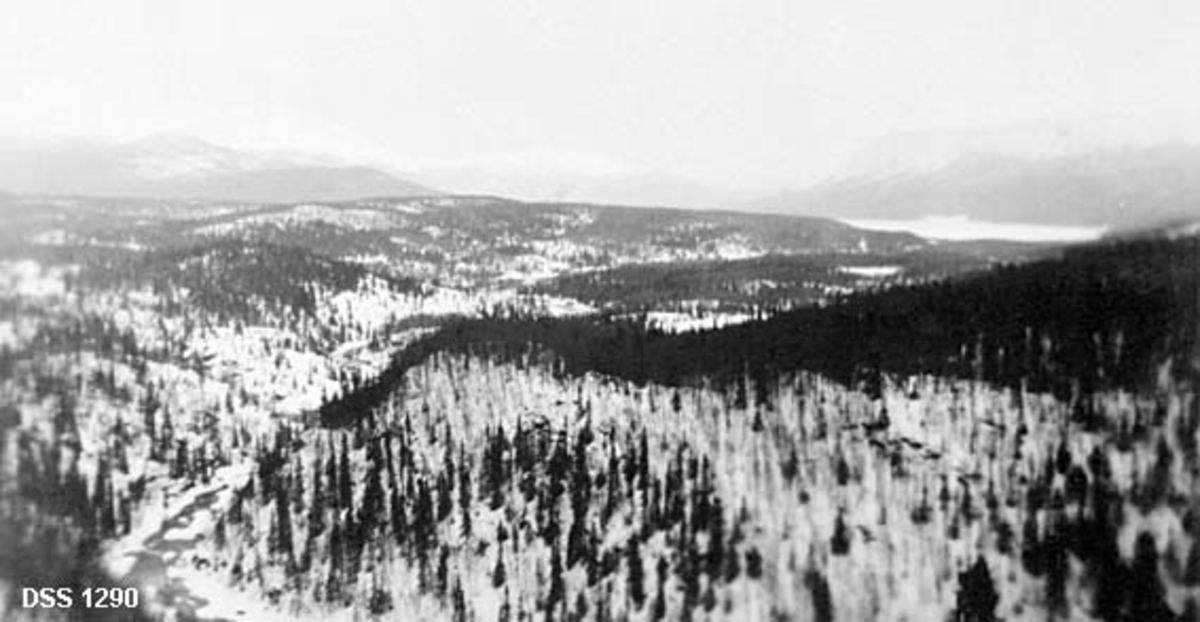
751;122;1200;228
0;135;433;203
4;126;1200;234
0;134;752;210
408;162;745;211
1;126;1198;621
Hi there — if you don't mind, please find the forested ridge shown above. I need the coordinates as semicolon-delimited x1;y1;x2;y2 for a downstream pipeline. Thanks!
80;240;423;321
531;248;1033;313
4;194;1198;620
322;235;1198;428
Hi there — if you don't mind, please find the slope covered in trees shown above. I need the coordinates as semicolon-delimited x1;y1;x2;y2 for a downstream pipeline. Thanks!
323;234;1198;429
79;240;423;322
531;249;1028;313
3;191;1197;620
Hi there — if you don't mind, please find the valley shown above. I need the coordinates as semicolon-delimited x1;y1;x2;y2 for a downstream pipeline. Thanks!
0;192;1195;621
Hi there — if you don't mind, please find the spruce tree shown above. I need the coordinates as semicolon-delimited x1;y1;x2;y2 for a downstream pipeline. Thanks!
627;535;646;609
338;435;353;510
493;548;507;588
1129;532;1175;622
805;568;834;622
652;556;668;621
955;558;999;622
548;542;566;613
745;547;763;580
831;511;851;556
459;448;472;538
275;484;295;571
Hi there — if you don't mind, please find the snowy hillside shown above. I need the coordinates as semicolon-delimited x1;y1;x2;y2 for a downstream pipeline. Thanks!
0;193;1195;621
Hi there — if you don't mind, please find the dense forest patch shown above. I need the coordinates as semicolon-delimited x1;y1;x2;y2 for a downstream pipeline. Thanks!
322;235;1198;427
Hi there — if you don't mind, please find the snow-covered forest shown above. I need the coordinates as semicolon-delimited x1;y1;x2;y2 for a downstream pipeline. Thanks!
0;195;1196;621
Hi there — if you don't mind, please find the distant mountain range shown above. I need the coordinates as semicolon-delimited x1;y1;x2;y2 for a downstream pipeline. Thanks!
5;128;1200;232
408;162;744;209
0;134;747;209
0;135;434;203
752;122;1200;228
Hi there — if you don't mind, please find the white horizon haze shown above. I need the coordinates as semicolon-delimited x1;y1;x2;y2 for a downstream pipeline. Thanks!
4;0;1200;195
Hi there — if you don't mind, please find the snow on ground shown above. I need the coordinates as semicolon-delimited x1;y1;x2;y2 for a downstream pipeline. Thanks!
522;293;596;317
161;204;251;221
27;229;147;251
842;215;1106;242
28;229;78;246
839;265;903;278
527;238;593;262
636;310;754;333
341;253;392;265
103;462;253;577
1165;220;1200;239
0;322;17;348
707;237;763;260
317;276;597;325
495;254;573;284
100;462;275;621
193;204;395;235
401;354;1192;622
0;259;72;298
191;324;340;416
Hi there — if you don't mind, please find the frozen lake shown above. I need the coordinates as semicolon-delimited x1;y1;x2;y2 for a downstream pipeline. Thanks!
842;215;1107;242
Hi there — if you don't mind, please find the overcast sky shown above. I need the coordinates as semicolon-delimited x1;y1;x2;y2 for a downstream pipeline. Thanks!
3;0;1200;189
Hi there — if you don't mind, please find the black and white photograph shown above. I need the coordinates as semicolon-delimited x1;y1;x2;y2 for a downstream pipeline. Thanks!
1;1;1198;620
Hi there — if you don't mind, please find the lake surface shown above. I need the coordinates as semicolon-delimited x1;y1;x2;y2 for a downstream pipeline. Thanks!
842;215;1107;242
